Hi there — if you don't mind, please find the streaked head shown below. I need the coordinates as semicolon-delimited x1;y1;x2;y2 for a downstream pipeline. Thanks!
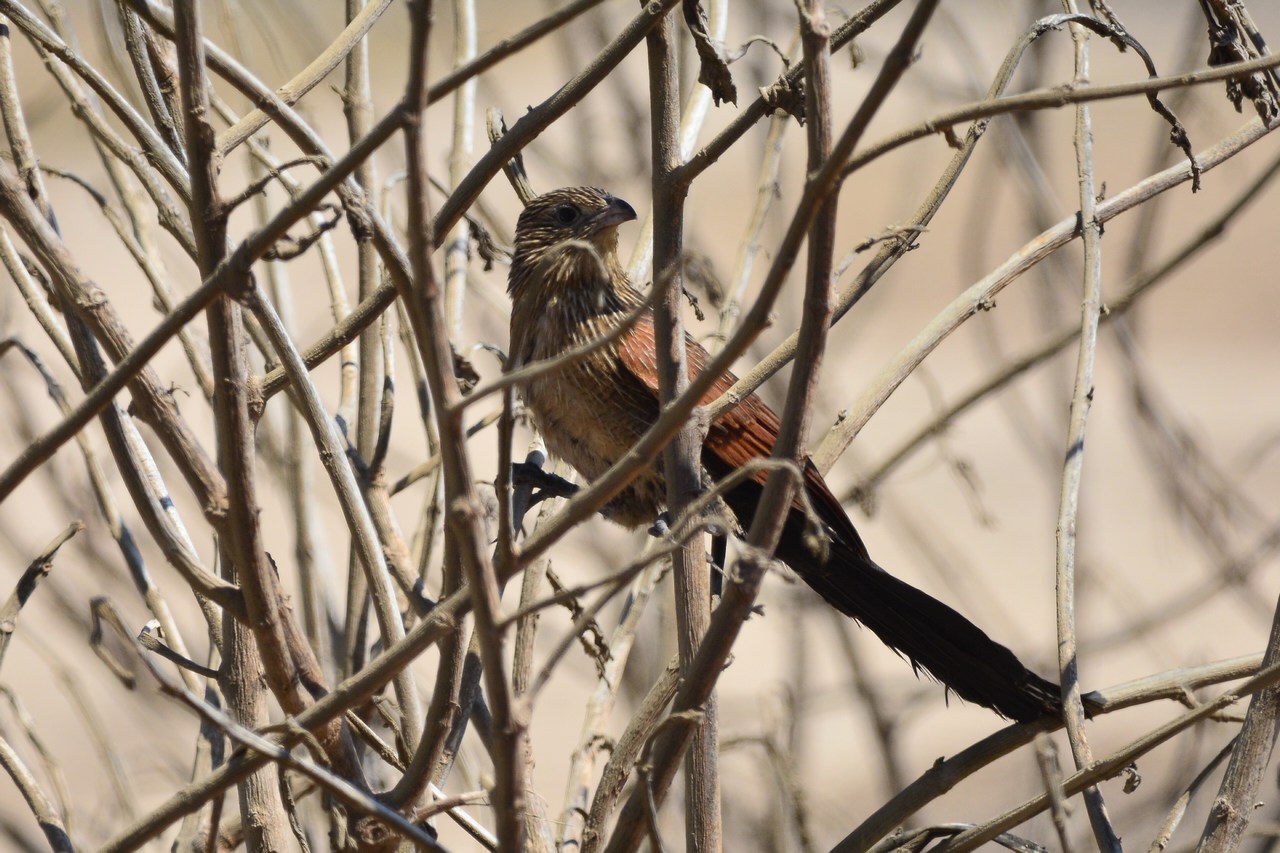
511;186;637;269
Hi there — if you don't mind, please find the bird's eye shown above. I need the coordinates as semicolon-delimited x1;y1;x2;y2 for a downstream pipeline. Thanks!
554;204;580;225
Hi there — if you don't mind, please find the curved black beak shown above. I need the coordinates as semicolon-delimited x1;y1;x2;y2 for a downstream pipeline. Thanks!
592;194;637;230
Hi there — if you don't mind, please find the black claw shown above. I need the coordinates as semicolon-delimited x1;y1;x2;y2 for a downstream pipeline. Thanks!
648;511;672;538
512;462;579;504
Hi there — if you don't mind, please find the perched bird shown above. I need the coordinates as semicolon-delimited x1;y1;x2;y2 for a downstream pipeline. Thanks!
508;186;1062;722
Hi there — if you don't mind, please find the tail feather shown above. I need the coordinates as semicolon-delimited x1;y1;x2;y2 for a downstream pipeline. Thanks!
794;534;1062;722
721;481;1063;723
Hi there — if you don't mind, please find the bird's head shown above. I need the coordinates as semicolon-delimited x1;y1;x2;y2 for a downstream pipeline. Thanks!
509;187;637;294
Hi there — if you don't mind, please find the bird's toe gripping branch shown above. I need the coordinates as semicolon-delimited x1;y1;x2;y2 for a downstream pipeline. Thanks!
511;462;579;506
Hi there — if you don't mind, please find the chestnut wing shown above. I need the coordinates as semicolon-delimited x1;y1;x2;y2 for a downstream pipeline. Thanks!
615;314;868;558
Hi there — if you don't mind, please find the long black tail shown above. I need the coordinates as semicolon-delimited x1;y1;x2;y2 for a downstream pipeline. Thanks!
720;480;1063;723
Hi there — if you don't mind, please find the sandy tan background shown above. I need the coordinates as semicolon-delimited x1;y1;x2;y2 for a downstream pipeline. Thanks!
1;1;1279;850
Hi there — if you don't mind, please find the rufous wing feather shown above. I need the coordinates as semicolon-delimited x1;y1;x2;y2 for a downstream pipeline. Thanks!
615;314;869;556
614;312;1062;722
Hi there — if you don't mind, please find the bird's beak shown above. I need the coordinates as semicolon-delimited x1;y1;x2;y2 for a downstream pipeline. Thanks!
590;195;637;231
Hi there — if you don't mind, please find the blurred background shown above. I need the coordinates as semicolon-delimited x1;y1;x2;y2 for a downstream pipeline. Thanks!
1;0;1279;850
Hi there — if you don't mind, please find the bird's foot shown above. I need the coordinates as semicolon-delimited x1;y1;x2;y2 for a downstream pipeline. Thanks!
647;512;672;538
512;462;579;505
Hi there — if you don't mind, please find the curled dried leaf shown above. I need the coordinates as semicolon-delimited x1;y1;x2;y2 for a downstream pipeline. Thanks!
683;0;737;106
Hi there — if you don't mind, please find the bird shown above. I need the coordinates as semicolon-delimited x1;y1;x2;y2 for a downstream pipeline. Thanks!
507;185;1063;723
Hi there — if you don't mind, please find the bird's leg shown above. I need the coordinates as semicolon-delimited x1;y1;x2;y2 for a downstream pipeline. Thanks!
710;533;727;599
648;511;727;601
647;511;672;538
511;461;579;506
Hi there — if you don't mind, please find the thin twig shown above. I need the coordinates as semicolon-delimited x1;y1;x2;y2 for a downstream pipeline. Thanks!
1053;9;1120;850
813;115;1277;469
0;521;81;671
